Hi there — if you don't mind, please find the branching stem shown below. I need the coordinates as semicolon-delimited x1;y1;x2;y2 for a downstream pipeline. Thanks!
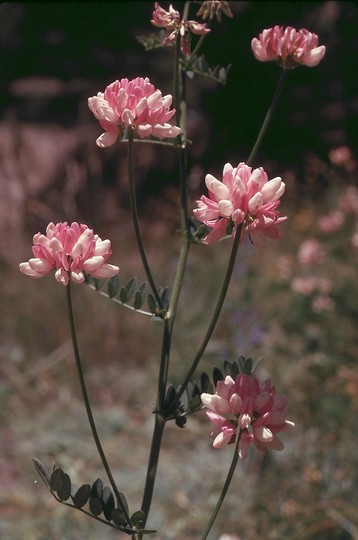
127;129;164;309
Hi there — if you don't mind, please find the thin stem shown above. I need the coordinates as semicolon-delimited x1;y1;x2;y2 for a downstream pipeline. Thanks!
140;306;171;534
140;13;191;531
246;69;287;167
188;31;208;63
127;129;164;309
157;320;172;410
66;284;132;528
175;223;243;405
168;38;190;323
140;415;166;532
200;436;240;540
183;1;210;64
167;236;190;323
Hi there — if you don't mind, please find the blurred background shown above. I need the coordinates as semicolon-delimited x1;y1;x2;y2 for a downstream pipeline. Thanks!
0;1;357;539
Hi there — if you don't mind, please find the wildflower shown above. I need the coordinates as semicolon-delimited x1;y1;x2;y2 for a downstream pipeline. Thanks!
196;0;233;23
329;146;353;167
352;224;358;249
290;276;318;296
201;374;294;459
151;2;210;57
297;238;325;266
19;222;119;286
311;294;334;313
339;186;358;215
251;26;326;69
193;162;286;245
88;77;181;147
318;210;344;233
290;276;332;297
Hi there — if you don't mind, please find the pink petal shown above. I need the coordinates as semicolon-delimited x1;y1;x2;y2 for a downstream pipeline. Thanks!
82;255;105;273
96;131;118;148
28;258;54;274
19;262;43;278
91;263;119;278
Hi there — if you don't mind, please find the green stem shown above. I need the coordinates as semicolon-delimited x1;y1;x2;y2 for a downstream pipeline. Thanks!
127;129;164;310
139;12;192;531
246;69;287;167
157;320;171;410
200;436;240;540
140;415;166;532
168;37;190;324
175;223;243;404
66;283;132;528
139;274;173;532
184;1;210;66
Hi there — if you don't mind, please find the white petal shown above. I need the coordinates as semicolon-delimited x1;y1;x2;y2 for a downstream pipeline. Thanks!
205;175;230;200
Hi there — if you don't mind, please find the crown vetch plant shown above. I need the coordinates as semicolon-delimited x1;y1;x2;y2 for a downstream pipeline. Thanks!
201;374;294;460
193;162;286;245
88;76;181;147
19;2;326;538
151;2;211;56
251;25;326;69
19;222;119;286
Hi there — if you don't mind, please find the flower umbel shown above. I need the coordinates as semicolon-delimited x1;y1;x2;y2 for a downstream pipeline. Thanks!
201;374;294;459
251;26;326;69
151;2;211;57
19;222;119;286
193;162;286;245
88;76;181;147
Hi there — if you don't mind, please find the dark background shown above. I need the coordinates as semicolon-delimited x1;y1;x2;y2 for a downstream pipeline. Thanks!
1;1;357;170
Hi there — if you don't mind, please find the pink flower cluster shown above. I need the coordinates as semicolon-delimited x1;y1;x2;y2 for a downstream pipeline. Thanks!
88;77;181;147
193;162;286;245
318;185;358;245
201;374;294;460
297;238;326;266
151;2;211;57
19;222;119;286
251;26;326;69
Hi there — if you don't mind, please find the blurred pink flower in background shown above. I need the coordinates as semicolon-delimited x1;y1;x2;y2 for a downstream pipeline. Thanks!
193;162;286;245
218;535;242;540
298;238;326;266
318;210;345;233
329;146;357;173
291;276;332;296
251;26;326;69
19;222;119;286
329;146;352;165
201;374;294;460
351;223;358;249
339;186;358;215
291;276;317;296
312;294;334;313
88;77;181;147
151;2;210;57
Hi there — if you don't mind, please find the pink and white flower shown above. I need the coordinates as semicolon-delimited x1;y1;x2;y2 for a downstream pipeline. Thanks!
201;374;294;459
151;2;211;57
19;222;119;286
88;77;181;147
193;162;286;245
251;26;326;69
